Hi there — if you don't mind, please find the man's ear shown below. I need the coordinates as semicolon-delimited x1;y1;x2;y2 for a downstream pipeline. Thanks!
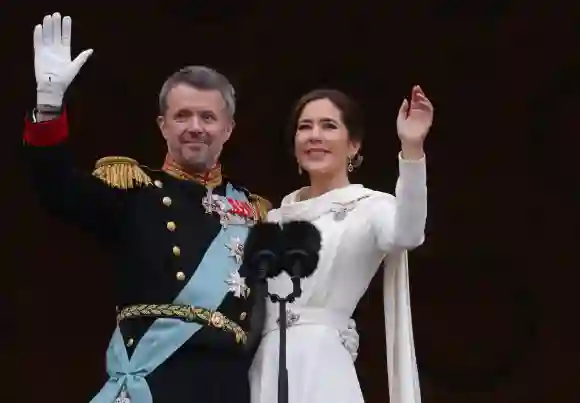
157;116;167;139
225;119;236;141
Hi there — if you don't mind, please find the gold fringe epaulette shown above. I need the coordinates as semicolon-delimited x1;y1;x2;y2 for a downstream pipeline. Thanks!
249;194;272;222
92;156;153;189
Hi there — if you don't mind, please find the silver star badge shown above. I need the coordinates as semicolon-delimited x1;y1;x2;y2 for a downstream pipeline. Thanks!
225;236;244;264
202;189;214;214
202;197;213;214
115;389;131;403
220;211;234;228
225;271;249;298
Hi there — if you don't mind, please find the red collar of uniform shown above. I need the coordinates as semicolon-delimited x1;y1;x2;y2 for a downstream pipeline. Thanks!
161;156;223;188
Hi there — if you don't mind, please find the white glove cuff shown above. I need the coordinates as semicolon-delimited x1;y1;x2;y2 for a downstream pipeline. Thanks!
36;83;65;108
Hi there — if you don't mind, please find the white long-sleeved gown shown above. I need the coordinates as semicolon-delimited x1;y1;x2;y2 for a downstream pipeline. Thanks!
249;154;427;403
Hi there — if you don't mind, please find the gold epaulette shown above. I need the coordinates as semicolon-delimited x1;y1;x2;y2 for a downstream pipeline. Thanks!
249;194;272;222
92;156;153;189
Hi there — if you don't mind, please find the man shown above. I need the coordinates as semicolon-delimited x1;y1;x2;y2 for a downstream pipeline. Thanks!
24;12;270;403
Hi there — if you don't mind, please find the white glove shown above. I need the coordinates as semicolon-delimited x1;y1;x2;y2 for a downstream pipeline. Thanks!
339;319;360;361
34;12;93;109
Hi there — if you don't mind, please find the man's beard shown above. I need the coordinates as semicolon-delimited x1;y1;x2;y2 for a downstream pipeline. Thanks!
183;160;211;173
178;146;215;173
177;131;216;171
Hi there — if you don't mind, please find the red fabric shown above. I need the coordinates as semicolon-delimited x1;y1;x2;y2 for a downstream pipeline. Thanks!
161;154;223;185
23;108;69;146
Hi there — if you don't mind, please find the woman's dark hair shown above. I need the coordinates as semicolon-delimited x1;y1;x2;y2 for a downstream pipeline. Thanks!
286;89;365;148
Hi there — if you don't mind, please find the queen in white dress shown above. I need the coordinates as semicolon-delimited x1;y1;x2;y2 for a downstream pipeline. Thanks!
249;86;434;403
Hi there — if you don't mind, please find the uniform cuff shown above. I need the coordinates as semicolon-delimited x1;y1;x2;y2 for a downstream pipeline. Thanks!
23;108;69;146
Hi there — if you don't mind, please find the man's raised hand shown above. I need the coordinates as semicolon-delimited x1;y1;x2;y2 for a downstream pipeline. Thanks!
34;12;93;109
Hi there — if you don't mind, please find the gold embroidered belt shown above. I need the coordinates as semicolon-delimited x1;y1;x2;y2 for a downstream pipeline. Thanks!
117;304;247;344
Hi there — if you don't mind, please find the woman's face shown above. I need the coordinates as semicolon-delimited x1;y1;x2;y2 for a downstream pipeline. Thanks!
294;98;359;176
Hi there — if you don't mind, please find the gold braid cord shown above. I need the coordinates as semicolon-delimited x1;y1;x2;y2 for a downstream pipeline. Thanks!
118;304;247;344
92;156;153;189
249;194;272;222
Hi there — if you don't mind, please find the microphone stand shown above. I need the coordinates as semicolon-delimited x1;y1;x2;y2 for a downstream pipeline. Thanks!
268;276;302;403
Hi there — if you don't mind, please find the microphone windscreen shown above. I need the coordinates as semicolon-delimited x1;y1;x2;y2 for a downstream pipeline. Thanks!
281;220;322;278
243;222;284;278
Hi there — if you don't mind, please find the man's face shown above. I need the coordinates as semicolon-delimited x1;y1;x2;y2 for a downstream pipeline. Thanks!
157;83;234;171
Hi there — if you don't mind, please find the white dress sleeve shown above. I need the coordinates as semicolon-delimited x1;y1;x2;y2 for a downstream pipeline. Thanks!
370;153;428;252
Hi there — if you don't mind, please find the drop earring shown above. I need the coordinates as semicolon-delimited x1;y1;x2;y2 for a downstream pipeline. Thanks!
347;153;363;173
298;165;303;175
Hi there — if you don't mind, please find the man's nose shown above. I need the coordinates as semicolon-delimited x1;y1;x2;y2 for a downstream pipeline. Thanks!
188;116;203;133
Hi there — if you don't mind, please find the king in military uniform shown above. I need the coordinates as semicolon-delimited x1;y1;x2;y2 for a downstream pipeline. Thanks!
23;12;270;403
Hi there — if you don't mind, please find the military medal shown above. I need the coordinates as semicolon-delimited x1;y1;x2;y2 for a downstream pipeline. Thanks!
225;236;244;264
224;236;248;298
219;212;231;228
225;270;249;299
115;387;131;403
201;189;257;228
202;194;214;214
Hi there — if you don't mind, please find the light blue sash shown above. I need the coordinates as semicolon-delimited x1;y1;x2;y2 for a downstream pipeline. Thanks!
90;184;250;403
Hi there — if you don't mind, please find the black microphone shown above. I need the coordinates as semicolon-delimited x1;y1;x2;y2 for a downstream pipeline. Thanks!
242;220;323;403
280;221;321;279
243;222;284;281
243;220;322;281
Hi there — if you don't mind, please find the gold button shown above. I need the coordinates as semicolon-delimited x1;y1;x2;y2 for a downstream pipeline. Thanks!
176;271;185;281
162;196;172;206
172;246;181;256
239;312;247;320
154;180;163;188
167;221;176;231
126;338;134;347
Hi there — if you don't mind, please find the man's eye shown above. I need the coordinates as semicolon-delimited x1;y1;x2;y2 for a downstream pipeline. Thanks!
175;111;189;120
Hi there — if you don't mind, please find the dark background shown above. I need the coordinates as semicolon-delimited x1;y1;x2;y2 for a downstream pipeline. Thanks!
2;1;580;402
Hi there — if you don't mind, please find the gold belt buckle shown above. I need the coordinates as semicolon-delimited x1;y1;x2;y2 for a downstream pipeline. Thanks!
210;311;225;328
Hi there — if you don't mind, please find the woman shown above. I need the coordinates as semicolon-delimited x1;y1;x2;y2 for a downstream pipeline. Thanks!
249;86;433;403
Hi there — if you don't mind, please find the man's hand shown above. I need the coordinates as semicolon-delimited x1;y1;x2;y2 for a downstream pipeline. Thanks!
34;12;93;110
339;319;360;361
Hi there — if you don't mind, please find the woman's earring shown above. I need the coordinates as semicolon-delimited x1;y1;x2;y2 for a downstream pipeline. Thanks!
298;165;303;175
347;154;363;173
347;156;354;173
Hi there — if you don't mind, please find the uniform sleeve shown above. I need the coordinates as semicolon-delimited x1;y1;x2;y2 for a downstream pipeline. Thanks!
243;279;267;355
23;109;128;240
371;153;427;252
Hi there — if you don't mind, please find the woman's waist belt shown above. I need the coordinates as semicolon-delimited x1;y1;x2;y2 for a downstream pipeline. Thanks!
117;304;247;344
262;306;351;335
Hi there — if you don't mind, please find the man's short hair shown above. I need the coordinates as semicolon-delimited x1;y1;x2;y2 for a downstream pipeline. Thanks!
158;65;236;118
